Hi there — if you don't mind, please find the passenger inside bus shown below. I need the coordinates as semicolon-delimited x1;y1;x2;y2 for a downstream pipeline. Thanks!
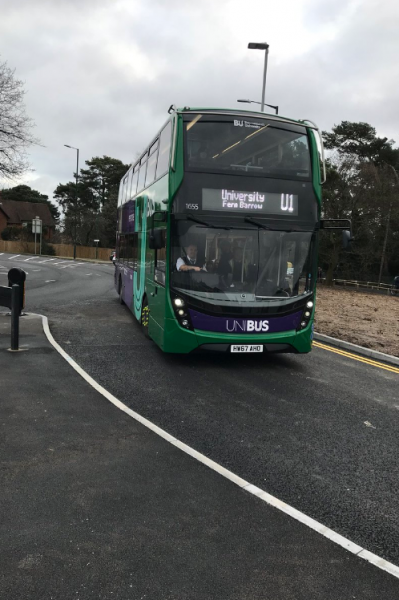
231;247;247;282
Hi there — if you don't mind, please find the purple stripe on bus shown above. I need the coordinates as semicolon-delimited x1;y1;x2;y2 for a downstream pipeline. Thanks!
189;309;303;334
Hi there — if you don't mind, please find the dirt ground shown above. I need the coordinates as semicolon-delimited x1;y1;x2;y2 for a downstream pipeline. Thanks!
314;286;399;358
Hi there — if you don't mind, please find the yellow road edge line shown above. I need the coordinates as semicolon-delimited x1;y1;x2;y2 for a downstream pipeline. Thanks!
313;342;399;374
312;341;398;369
312;341;398;371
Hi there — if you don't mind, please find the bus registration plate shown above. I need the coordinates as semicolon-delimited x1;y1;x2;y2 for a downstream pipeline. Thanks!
230;345;264;353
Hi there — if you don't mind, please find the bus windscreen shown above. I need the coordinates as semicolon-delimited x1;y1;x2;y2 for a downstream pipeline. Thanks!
171;220;314;302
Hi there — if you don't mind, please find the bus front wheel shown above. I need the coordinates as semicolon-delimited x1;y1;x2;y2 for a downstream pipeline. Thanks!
141;297;150;338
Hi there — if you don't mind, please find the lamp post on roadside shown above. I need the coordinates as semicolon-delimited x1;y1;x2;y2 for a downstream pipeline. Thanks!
247;42;269;112
64;144;79;260
237;99;279;114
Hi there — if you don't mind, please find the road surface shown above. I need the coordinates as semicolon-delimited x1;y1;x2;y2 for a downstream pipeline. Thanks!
1;251;399;597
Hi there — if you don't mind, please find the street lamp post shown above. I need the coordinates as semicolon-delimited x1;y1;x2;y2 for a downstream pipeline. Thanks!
237;99;279;114
64;144;79;260
248;42;269;112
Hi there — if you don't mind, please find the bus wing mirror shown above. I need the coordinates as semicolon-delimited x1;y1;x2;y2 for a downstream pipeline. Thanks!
320;219;354;248
149;228;165;250
153;211;167;223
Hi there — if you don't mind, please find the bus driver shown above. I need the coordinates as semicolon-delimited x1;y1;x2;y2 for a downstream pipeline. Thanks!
176;244;206;272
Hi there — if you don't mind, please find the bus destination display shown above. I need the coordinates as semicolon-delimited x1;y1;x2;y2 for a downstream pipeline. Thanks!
202;188;298;216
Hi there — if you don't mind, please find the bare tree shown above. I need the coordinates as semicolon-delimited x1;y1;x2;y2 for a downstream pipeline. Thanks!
0;59;37;179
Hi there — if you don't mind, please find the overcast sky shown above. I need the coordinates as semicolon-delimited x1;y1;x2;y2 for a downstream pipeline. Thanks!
1;0;398;201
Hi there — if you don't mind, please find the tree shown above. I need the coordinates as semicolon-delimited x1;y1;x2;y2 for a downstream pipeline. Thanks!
0;184;60;222
0;58;37;179
101;188;119;248
321;121;399;283
53;181;98;246
79;156;128;209
54;156;128;248
323;121;398;166
318;160;354;284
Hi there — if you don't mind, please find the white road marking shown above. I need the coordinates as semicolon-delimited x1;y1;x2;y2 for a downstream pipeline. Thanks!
53;261;69;265
84;273;93;276
0;252;3;255
9;255;20;259
44;280;56;283
0;272;7;275
32;269;41;272
38;312;399;582
24;257;36;261
38;258;55;263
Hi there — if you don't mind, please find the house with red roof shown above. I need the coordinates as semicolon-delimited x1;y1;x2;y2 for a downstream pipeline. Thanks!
0;199;56;240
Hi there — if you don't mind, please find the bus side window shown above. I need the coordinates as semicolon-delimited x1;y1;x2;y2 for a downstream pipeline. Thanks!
145;139;159;187
126;168;133;201
122;174;129;203
156;121;172;178
137;153;148;194
155;229;167;284
131;164;139;198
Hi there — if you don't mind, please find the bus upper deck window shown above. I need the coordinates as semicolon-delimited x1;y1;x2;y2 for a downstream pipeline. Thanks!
156;121;172;178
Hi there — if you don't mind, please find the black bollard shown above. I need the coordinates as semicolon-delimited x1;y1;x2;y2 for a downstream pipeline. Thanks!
10;284;20;351
8;268;26;316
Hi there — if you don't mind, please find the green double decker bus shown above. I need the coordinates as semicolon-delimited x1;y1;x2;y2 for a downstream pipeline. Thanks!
115;106;332;354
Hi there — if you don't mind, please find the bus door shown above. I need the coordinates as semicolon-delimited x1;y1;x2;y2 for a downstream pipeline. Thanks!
147;226;167;346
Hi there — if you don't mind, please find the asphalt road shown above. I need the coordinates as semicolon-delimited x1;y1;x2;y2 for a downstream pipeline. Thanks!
2;251;399;569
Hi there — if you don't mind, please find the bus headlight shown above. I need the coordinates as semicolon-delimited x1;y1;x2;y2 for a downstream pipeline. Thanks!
306;301;313;309
301;321;307;328
305;311;311;318
171;294;193;330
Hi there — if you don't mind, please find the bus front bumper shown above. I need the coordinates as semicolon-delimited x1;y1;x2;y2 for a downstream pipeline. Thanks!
163;319;314;354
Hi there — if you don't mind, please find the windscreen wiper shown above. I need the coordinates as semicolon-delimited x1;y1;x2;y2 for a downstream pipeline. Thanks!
230;164;263;171
244;216;271;230
186;214;231;230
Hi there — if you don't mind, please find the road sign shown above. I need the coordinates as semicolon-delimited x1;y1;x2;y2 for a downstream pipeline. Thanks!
32;217;42;234
32;216;42;255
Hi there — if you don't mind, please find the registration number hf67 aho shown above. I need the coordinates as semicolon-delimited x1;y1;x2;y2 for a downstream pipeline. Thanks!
230;345;264;353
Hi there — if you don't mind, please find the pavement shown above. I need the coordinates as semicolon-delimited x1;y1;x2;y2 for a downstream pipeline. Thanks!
2;316;399;599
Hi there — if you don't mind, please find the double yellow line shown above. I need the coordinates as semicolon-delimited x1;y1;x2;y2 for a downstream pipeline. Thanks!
313;341;399;374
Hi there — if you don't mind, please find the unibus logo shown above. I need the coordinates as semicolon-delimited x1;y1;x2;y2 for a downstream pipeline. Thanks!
226;320;269;333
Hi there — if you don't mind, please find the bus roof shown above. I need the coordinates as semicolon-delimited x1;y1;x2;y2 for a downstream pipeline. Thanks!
175;107;317;130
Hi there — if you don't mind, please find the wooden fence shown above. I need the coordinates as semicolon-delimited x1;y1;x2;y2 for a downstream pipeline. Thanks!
0;240;113;261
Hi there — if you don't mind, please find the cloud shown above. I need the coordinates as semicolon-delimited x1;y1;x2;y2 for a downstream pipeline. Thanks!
0;0;398;200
